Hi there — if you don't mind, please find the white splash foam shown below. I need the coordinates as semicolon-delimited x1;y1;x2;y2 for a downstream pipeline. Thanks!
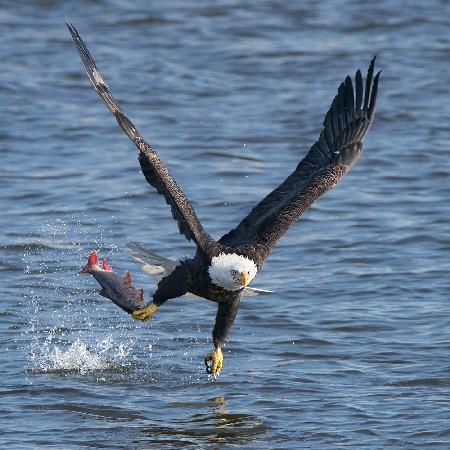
40;339;110;374
31;335;134;375
21;214;131;375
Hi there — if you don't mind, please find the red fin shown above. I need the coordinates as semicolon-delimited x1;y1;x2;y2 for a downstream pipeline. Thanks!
102;258;112;272
123;272;132;285
87;251;98;266
80;251;99;272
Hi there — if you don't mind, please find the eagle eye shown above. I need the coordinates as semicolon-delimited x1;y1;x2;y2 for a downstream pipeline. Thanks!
231;269;237;276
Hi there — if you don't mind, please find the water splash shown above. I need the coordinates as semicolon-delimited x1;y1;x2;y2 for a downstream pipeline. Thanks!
30;334;133;375
33;338;111;374
20;214;142;376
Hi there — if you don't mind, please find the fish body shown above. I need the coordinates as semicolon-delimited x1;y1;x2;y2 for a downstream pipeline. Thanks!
80;251;145;313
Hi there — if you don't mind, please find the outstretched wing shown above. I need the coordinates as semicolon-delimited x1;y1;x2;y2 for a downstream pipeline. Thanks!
67;24;216;254
220;58;380;261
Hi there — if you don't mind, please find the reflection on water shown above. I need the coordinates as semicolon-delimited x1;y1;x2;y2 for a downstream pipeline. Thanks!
137;397;267;447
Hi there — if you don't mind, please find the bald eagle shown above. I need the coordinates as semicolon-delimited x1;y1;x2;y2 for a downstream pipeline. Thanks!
67;24;380;374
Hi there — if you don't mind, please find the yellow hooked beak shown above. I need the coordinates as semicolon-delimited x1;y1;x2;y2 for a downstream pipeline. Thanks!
241;271;249;288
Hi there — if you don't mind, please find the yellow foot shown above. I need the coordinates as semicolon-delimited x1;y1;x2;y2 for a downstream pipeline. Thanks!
204;347;223;374
131;302;158;322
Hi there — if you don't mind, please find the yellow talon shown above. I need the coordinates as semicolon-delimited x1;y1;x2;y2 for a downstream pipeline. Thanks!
131;302;158;321
204;347;223;374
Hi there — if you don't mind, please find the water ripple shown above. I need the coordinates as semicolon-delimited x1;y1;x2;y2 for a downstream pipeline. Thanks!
2;0;450;448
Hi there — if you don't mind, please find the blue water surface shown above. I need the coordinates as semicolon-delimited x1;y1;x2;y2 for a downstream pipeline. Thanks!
1;1;450;448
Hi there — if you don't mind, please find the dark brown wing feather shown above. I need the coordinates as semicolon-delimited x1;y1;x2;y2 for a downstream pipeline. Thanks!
67;24;216;254
220;58;380;262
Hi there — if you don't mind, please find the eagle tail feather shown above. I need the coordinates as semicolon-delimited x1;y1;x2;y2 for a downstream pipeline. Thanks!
127;241;178;282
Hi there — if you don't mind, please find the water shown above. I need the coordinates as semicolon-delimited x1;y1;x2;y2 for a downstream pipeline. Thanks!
2;0;450;448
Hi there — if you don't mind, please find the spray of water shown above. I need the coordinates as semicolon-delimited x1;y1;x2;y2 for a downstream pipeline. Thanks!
20;214;144;376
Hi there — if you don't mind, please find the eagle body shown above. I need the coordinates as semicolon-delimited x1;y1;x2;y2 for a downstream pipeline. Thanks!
150;251;253;350
68;23;380;374
152;253;244;305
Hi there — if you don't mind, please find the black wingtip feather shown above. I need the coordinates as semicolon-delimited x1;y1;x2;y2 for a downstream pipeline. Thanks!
355;70;363;111
66;22;76;36
363;56;376;110
319;56;380;151
367;70;381;119
344;75;354;112
337;82;346;114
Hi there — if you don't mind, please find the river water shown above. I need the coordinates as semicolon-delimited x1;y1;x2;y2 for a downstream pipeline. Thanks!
2;1;450;448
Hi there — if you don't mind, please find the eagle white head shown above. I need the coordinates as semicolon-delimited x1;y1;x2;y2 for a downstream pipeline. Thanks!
208;253;258;292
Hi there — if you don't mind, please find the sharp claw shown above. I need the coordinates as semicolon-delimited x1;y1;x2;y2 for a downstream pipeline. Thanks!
204;348;223;375
204;351;214;373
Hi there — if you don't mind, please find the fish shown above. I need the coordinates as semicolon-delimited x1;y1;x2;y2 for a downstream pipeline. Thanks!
80;251;146;313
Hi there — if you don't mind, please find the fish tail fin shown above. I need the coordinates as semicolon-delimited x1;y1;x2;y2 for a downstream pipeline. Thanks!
102;258;112;271
80;251;99;273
